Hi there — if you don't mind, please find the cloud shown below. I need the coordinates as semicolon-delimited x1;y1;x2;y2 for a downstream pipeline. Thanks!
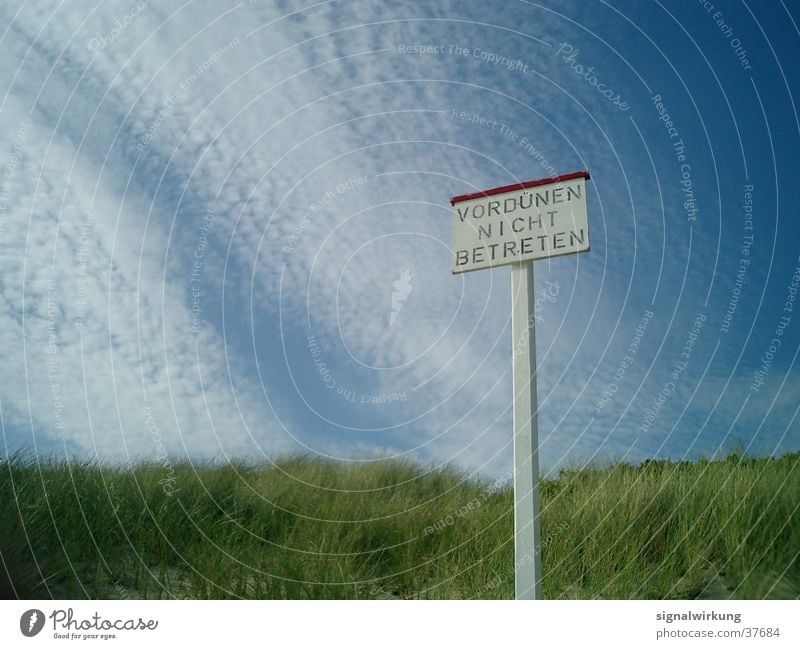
1;1;795;478
0;25;289;462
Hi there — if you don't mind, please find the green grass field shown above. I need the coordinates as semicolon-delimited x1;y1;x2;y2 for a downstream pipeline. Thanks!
1;451;798;599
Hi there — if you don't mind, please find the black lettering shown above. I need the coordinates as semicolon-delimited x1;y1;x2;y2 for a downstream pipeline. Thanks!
569;229;585;245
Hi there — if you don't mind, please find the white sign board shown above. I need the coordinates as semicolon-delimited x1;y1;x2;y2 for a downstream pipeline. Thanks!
451;171;590;273
448;170;591;600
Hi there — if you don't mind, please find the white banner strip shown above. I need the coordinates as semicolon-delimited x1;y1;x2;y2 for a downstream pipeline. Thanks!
2;600;797;648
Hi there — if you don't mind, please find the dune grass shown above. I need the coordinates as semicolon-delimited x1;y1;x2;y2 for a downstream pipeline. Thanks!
1;451;798;599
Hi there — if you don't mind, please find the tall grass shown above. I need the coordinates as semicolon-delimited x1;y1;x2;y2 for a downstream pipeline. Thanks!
1;451;798;599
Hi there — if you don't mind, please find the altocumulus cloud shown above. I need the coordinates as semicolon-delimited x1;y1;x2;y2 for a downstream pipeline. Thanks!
1;1;797;478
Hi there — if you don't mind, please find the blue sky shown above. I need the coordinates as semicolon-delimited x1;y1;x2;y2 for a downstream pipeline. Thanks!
0;0;798;478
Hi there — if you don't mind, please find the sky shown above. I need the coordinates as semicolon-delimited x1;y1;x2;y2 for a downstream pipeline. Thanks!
0;0;798;479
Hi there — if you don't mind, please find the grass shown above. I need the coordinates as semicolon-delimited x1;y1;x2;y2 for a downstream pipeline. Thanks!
1;451;798;599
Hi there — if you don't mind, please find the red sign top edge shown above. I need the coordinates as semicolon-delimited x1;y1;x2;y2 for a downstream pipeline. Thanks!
450;170;590;205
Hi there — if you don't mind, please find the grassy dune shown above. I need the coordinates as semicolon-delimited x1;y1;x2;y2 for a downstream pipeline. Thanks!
1;452;798;599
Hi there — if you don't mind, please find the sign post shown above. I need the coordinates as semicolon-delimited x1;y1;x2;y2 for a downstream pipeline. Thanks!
511;259;542;599
450;170;591;600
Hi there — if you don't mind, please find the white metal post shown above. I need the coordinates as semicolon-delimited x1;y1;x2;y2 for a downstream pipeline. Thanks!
511;260;542;600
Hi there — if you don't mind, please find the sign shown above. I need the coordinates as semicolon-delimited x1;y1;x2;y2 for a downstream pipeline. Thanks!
449;170;591;600
450;170;590;273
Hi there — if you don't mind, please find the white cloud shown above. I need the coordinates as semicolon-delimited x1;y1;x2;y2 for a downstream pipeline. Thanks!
2;0;780;478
